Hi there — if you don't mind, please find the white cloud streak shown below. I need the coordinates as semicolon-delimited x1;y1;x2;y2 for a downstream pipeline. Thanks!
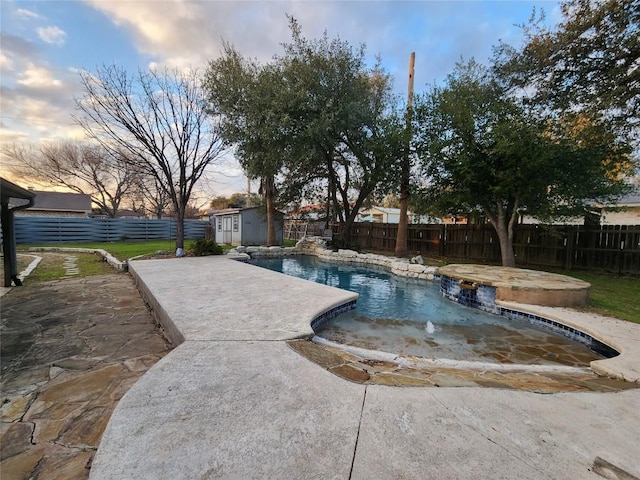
37;26;67;46
16;8;40;19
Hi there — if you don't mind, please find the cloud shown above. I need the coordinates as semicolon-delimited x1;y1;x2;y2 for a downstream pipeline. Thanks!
0;52;13;70
16;8;40;19
17;63;63;89
0;33;39;66
0;4;84;145
0;46;86;145
86;0;288;68
37;26;67;46
85;0;547;92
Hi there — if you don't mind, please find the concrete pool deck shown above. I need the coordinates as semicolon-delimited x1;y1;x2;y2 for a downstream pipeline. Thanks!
89;256;640;480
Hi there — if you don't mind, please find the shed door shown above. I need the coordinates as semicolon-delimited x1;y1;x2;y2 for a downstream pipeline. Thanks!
223;217;233;244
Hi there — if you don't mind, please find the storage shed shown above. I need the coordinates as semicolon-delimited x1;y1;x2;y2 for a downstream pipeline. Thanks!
212;207;284;246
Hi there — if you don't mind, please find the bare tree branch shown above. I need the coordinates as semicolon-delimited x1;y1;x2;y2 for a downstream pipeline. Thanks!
2;141;138;217
74;65;227;250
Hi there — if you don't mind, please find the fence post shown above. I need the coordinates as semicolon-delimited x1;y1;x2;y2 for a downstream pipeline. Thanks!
565;226;575;270
618;233;625;277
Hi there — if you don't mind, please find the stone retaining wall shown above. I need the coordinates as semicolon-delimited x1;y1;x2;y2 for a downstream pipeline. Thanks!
228;237;439;281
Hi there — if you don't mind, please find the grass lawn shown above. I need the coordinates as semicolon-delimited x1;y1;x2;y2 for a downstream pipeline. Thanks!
14;251;114;283
20;239;209;260
559;270;640;325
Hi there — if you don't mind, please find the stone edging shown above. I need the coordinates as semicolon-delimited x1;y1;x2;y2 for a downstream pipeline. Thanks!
28;247;127;272
228;237;439;280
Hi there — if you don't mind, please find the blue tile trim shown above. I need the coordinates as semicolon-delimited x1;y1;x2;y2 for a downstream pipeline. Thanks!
311;300;357;330
439;275;619;359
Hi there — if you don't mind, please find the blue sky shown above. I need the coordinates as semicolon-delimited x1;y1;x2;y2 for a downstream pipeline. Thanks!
0;0;560;196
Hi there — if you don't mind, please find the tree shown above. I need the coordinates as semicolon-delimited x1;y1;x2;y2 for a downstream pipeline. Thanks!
129;174;172;219
209;193;261;210
2;141;137;217
414;60;634;267
74;65;226;253
205;47;288;246
206;19;403;244
278;18;404;238
495;0;639;141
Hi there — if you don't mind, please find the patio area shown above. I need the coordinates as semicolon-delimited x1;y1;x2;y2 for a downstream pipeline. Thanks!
88;256;640;479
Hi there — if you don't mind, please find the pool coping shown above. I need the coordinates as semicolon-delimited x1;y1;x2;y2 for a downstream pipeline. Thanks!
495;301;640;383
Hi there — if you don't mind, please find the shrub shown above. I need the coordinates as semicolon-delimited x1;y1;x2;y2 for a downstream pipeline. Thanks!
189;238;223;256
328;236;361;252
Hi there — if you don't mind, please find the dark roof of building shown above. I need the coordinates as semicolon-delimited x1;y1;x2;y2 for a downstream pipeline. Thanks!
116;209;146;217
28;190;92;212
615;194;640;205
212;206;285;217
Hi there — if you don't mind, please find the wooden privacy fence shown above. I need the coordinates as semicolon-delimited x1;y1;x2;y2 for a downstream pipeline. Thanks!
14;217;208;244
335;223;640;276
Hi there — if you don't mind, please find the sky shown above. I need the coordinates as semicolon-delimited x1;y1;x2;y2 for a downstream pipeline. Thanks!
0;0;561;197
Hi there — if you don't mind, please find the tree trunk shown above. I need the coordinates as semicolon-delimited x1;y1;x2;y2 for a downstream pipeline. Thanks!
494;221;516;267
487;202;517;267
264;176;277;246
394;175;409;257
325;177;334;230
341;190;370;242
175;210;185;252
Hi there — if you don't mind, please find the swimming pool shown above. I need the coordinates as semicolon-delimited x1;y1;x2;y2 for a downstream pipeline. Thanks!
250;255;604;367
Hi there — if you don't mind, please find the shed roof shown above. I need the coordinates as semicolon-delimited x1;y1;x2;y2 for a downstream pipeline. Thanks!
212;206;284;217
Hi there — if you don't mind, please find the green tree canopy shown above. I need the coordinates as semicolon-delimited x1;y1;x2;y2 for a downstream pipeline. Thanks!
495;0;639;142
210;193;262;210
205;17;404;241
205;44;291;245
414;60;634;267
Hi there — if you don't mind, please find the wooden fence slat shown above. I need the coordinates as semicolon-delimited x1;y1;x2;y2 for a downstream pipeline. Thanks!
321;222;640;275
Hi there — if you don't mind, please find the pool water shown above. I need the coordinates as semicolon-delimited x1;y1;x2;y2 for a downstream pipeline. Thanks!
250;256;604;367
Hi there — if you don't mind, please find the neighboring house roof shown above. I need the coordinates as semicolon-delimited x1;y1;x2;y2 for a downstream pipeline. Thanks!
359;206;401;215
27;190;92;213
603;194;640;207
585;191;640;208
212;206;284;217
373;207;401;214
116;209;146;218
1;177;36;208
